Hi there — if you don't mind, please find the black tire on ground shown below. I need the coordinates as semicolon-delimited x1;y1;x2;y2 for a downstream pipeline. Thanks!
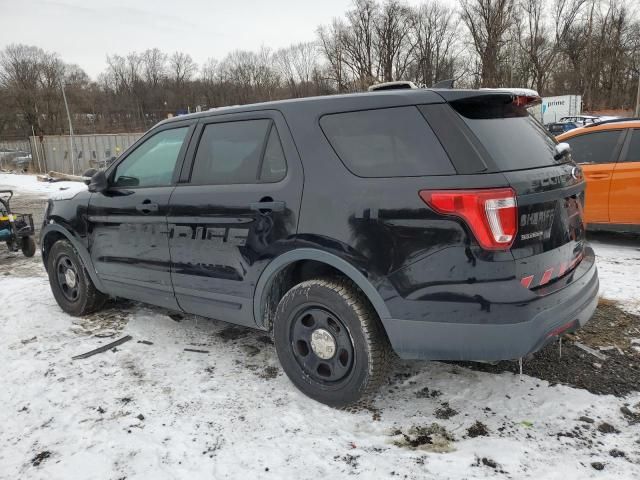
21;236;36;257
273;277;391;408
46;239;107;316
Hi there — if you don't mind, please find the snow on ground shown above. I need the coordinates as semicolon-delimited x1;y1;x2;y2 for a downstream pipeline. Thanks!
0;172;86;198
591;235;640;314
1;276;638;480
1;174;639;479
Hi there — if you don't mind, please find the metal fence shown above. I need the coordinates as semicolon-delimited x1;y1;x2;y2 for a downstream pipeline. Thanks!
29;133;143;174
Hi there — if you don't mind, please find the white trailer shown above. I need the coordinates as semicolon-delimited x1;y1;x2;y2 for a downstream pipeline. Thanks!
529;95;582;124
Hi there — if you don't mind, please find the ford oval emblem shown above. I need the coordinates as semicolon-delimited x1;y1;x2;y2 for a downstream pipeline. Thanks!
571;166;582;181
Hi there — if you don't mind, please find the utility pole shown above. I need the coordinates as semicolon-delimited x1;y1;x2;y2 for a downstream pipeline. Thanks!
60;79;76;175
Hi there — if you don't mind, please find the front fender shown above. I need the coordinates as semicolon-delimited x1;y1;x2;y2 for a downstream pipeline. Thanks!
40;223;105;292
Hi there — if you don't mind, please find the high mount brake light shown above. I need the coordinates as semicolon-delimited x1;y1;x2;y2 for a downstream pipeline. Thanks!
513;95;541;107
419;188;518;250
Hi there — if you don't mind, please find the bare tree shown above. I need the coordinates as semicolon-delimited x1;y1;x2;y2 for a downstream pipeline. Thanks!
516;0;586;94
375;0;415;82
342;0;379;88
141;48;167;87
0;44;46;129
169;52;197;86
318;19;349;92
410;1;459;86
275;42;319;97
460;0;515;87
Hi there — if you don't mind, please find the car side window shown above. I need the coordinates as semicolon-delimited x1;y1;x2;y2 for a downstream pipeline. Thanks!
565;131;622;164
622;129;640;162
113;127;189;188
320;106;455;177
191;119;287;184
259;124;287;182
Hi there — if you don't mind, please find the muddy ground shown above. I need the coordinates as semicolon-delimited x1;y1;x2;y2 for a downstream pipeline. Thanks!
461;300;640;396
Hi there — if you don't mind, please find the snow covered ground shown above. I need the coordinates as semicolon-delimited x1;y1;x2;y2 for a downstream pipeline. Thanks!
0;172;86;197
1;173;639;479
591;235;640;314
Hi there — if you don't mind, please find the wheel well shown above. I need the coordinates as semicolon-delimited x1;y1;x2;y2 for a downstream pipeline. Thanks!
261;259;369;331
41;231;66;264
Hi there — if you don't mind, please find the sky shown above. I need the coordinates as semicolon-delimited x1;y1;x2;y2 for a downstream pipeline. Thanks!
0;0;437;79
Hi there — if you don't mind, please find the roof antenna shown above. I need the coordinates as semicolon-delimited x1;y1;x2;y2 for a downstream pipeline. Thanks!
432;79;455;89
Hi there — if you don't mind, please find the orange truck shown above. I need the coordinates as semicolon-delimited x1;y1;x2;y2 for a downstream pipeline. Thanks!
557;119;640;231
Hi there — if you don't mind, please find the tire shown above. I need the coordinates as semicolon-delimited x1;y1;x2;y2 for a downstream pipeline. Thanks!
273;277;391;408
46;239;107;316
21;236;36;257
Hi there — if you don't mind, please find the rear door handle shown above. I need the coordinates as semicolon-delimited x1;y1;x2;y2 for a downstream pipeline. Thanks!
586;173;610;180
136;202;159;214
249;201;286;212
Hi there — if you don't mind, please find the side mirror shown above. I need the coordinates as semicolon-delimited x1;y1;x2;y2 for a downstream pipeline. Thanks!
554;142;571;161
83;168;97;185
88;170;108;193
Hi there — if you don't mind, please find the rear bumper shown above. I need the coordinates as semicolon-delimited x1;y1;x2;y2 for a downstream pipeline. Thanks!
381;247;599;361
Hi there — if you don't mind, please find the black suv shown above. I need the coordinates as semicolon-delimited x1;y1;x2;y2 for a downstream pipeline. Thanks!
42;89;599;407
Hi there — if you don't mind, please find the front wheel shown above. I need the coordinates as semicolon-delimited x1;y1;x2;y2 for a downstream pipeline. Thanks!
46;239;107;316
273;277;391;408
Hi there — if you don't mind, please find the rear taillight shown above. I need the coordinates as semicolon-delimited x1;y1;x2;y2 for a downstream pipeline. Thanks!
419;188;518;250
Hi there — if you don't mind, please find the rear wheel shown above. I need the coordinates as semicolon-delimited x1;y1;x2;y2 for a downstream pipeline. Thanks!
46;239;107;316
273;277;391;408
21;236;36;257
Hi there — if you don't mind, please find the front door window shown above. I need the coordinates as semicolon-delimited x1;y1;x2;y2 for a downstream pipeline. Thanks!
113;127;189;187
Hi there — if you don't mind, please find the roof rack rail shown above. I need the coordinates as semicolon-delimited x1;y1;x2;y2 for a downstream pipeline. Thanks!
585;117;640;128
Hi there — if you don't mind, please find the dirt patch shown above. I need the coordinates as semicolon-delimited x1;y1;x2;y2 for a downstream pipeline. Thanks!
256;335;273;345
415;387;442;399
597;422;619;434
257;365;279;380
459;302;640;396
333;454;359;469
218;326;250;342
30;451;51;467
70;304;129;337
391;423;455;453
467;421;489;438
434;402;458;420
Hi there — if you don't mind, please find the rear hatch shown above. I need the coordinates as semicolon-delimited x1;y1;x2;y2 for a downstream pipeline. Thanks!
427;91;586;290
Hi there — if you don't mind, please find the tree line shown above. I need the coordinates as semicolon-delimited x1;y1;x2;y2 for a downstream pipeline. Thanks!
1;0;638;138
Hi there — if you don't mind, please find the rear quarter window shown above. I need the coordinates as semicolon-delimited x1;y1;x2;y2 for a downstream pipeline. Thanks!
319;106;455;177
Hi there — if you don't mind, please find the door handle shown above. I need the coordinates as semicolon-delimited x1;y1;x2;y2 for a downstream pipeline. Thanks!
586;173;610;180
136;201;159;214
249;200;286;213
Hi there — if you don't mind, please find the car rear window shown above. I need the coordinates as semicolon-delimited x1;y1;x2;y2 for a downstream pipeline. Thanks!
320;106;455;177
450;96;564;171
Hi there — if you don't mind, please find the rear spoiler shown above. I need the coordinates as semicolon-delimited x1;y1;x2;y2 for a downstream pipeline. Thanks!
433;88;541;108
368;81;418;91
479;88;541;107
